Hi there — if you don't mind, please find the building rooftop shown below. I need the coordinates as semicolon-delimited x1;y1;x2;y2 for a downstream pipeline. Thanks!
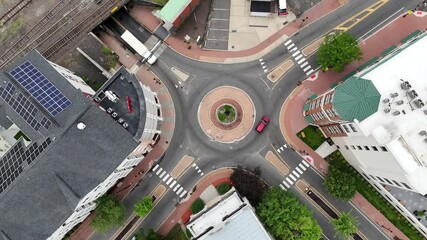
187;190;272;240
93;67;146;141
354;32;427;192
0;51;138;240
332;76;381;122
156;0;192;23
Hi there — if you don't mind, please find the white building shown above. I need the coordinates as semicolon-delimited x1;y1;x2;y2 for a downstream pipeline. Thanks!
303;31;427;237
0;50;162;240
187;189;273;240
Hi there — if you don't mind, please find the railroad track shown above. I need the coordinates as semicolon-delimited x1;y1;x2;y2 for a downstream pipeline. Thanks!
0;0;32;25
43;0;122;59
0;0;73;66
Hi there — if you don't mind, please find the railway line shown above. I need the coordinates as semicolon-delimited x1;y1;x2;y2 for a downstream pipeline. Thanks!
0;0;32;25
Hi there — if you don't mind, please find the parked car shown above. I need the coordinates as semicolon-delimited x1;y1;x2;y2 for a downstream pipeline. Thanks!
256;116;269;133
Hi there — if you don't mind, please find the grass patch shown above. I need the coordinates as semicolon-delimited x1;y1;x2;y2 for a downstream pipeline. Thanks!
14;131;30;141
163;224;189;240
100;46;119;70
0;18;24;44
326;151;425;240
217;104;236;123
190;198;205;214
297;125;325;150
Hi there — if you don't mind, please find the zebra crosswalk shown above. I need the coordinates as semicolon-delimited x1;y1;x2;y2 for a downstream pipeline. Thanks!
279;160;310;190
152;164;188;198
284;39;314;76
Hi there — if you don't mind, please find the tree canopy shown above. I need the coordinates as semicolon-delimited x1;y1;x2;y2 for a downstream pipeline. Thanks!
317;32;362;72
257;187;322;240
191;198;205;214
324;157;356;201
91;195;125;232
135;196;154;218
331;211;359;239
230;167;268;206
134;228;162;240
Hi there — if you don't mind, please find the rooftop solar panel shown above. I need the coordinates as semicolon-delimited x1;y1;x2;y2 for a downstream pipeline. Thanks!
9;61;72;117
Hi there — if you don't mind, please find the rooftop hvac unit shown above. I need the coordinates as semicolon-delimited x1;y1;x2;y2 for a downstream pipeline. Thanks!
392;111;400;116
414;99;425;108
123;122;129;128
390;92;399;98
408;90;418;99
419;130;427;136
396;100;404;105
400;81;412;90
94;96;101;102
384;108;390;114
383;98;390;104
111;112;118;118
118;118;124;124
107;107;113;114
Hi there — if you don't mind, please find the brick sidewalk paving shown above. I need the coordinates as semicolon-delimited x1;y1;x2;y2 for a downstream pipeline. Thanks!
156;168;233;235
129;0;345;62
280;14;427;240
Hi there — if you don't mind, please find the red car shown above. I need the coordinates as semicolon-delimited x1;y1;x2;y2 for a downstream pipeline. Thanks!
256;116;270;133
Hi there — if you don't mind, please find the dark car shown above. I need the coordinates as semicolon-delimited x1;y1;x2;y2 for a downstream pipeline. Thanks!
256;116;269;133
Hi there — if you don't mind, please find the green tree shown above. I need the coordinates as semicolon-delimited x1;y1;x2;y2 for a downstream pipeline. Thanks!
331;211;358;239
317;32;362;72
134;228;162;240
324;158;357;201
230;167;268;206
191;198;205;214
216;183;231;195
135;196;154;218
90;195;125;232
257;187;322;240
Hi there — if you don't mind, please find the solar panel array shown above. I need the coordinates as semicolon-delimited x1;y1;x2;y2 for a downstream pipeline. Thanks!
9;61;72;117
0;137;51;195
0;83;53;131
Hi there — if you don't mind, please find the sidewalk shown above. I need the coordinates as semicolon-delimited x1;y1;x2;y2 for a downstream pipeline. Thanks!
69;32;176;240
129;0;346;63
280;13;427;240
156;168;233;235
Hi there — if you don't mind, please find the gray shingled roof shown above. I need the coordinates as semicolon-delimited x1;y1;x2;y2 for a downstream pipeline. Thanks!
0;51;139;240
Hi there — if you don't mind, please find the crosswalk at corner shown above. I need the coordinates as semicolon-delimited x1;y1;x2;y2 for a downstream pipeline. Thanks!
151;164;188;198
276;144;287;153
284;39;314;76
279;160;310;190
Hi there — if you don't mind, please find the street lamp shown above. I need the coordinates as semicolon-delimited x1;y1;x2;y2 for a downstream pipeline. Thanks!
299;17;309;28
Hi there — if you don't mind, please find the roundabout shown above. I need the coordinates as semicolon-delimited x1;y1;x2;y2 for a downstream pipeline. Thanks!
198;86;256;143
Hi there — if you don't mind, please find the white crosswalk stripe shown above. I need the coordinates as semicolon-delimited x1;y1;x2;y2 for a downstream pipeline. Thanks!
156;167;163;175
280;184;286;190
303;65;312;72
292;50;301;57
176;187;183;195
284;39;292;46
292;170;300;178
300;61;308;68
306;69;314;76
152;164;159;171
302;160;310;167
287;43;295;49
286;177;293;185
290;47;298;52
159;171;166;178
162;174;170;182
282;180;290;189
299;162;306;171
173;185;180;192
296;166;303;174
166;177;173;185
170;180;177;188
297;58;306;65
180;190;187;198
289;174;297;181
295;54;303;61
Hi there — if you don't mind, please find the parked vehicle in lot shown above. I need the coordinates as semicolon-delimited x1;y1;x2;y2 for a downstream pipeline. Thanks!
256;116;269;133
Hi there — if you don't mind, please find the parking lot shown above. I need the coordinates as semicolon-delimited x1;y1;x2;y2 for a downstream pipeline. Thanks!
204;0;231;50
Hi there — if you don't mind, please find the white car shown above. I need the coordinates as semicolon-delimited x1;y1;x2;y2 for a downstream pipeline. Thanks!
143;51;157;65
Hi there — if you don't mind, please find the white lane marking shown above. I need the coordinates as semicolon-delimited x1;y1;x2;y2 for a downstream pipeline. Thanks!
299;163;306;171
277;149;281;153
286;177;293;185
357;7;404;41
296;167;303;174
170;180;177;188
302;160;310;167
284;39;292;46
152;164;159;171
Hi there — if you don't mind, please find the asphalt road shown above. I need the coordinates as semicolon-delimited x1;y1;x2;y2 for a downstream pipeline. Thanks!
90;0;422;239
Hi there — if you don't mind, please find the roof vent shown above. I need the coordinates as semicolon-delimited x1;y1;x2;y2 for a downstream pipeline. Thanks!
424;109;427;115
400;81;412;90
77;123;86;130
384;108;390;114
419;131;427;136
408;90;418;99
120;75;125;80
390;93;399;98
414;99;425;108
396;100;404;105
383;98;390;104
392;111;400;116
